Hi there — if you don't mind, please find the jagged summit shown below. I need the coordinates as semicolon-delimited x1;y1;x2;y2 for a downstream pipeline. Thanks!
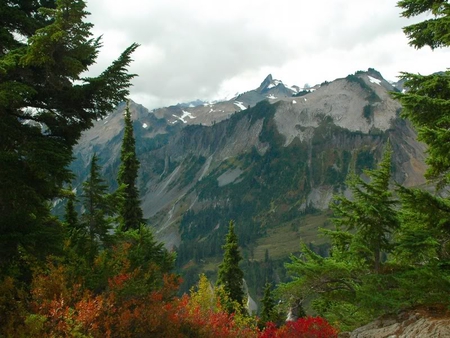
257;74;274;92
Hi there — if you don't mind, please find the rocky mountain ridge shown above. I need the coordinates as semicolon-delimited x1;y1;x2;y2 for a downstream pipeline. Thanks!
149;74;301;127
68;68;427;292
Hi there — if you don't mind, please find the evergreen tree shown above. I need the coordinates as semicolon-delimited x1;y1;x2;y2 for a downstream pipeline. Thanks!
216;220;245;313
64;186;80;237
391;0;450;306
0;0;138;272
118;102;145;232
394;1;450;187
331;144;398;272
259;282;277;327
278;147;399;329
80;154;115;260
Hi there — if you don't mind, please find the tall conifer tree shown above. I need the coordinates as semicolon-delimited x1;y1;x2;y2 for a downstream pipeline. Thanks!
80;154;114;259
117;102;145;232
216;220;245;313
64;187;79;236
0;0;137;271
391;0;450;285
393;1;450;187
331;143;398;272
259;282;277;326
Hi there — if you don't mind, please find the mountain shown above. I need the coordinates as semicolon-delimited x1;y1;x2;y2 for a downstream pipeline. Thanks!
67;68;426;294
148;74;300;127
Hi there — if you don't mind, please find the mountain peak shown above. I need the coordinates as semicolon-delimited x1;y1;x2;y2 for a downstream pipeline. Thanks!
257;74;274;92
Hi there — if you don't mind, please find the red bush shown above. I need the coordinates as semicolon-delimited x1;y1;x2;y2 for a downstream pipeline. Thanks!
259;317;338;338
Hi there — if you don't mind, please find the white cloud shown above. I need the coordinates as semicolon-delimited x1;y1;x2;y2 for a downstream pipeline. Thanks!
85;0;450;109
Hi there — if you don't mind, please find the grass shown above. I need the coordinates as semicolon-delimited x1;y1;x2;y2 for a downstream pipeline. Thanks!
253;212;333;261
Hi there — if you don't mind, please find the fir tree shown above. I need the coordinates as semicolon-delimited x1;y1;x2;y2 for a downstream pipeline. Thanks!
117;102;145;232
391;0;450;301
80;154;115;260
331;143;398;272
0;0;138;272
279;146;399;329
216;220;245;313
64;186;80;237
394;1;450;187
259;282;277;327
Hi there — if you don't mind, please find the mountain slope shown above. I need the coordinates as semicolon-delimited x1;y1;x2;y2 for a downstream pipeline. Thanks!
68;68;426;294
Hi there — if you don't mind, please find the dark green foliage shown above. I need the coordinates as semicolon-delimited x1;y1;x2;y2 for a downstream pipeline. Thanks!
64;186;79;237
332;144;398;272
393;1;450;187
118;103;145;232
169;156;206;189
395;185;450;267
80;154;116;260
388;2;450;315
346;74;381;103
0;0;137;275
393;71;450;187
293;90;311;97
216;220;245;313
363;104;374;122
397;0;450;49
278;146;403;330
259;282;277;326
116;227;175;280
355;149;376;173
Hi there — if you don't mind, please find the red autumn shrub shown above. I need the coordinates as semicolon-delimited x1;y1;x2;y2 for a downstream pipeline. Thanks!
259;317;338;338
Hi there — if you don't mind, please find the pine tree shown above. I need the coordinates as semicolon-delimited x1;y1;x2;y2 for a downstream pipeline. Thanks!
80;154;114;259
216;220;245;313
0;0;138;272
117;102;145;232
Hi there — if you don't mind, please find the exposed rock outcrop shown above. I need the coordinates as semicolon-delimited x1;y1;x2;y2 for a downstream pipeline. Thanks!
346;305;450;338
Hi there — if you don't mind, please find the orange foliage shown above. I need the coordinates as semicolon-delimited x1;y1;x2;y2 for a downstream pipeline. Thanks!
0;246;338;337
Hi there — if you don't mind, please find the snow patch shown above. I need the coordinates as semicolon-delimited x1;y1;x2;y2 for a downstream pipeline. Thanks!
368;76;382;86
142;123;148;128
172;110;196;124
304;98;307;102
266;94;277;100
234;101;247;110
267;79;282;89
292;100;297;104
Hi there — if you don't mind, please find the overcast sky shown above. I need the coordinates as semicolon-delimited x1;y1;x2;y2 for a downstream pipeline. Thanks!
85;0;450;110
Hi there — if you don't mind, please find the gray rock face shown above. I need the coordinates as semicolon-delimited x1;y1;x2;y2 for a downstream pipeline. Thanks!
348;306;450;338
69;69;426;250
150;74;299;127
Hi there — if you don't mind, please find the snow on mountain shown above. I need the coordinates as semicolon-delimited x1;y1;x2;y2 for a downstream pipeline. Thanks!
172;110;197;124
234;101;247;110
368;75;382;86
